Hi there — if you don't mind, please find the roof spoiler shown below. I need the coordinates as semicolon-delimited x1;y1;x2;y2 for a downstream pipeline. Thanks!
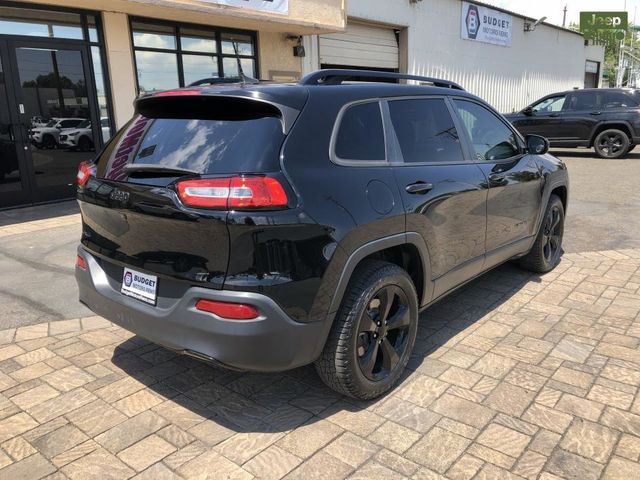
299;69;464;90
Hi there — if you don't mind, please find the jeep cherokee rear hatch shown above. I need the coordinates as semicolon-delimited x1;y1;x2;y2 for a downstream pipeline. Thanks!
77;89;304;290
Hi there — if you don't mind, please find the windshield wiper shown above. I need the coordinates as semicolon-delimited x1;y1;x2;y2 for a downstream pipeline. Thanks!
124;164;199;176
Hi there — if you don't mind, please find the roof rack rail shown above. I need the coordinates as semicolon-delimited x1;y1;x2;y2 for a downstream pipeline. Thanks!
299;69;464;90
188;77;260;86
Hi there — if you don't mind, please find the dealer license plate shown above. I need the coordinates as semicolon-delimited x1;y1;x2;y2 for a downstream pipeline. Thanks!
121;267;158;305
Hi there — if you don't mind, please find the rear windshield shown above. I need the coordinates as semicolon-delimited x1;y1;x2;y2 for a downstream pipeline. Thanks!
96;99;285;181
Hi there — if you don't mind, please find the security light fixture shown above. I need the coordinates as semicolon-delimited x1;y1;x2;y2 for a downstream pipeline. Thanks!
524;16;547;32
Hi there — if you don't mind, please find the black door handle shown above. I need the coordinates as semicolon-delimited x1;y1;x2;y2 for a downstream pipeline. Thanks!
549;113;560;117
405;182;434;194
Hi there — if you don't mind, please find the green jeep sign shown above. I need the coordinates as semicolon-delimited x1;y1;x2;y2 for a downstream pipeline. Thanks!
580;11;628;45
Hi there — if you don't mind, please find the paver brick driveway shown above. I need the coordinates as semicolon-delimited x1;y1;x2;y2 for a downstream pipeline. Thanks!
1;246;640;479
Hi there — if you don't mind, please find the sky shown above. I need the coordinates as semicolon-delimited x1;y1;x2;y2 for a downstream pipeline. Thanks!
484;0;640;27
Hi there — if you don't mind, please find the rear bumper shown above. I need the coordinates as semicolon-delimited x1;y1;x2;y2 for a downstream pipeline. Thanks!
75;247;326;372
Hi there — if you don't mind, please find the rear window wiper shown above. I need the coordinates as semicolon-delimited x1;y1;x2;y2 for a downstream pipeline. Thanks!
124;164;199;176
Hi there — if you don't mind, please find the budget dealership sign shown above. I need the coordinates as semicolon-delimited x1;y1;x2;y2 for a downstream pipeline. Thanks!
200;0;288;14
461;2;512;47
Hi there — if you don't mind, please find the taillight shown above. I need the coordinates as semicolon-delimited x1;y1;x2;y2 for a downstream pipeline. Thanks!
76;254;87;270
176;176;288;209
77;161;96;187
154;89;202;97
195;299;260;320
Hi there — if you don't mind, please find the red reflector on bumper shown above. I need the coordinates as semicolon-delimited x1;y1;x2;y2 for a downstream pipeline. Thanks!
76;255;87;270
195;299;260;320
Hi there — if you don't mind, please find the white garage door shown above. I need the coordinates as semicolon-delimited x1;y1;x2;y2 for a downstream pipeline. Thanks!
319;22;399;70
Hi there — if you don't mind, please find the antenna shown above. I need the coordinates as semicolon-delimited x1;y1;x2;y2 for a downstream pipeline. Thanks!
231;40;246;85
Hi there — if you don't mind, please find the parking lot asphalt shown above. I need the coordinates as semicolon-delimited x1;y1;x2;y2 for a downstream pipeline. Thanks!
556;149;640;254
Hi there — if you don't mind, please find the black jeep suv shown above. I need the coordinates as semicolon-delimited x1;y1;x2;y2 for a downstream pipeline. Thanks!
505;87;640;159
75;70;568;399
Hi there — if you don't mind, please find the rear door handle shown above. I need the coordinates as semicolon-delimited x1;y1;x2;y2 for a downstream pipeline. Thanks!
405;182;434;194
590;111;602;115
489;173;506;182
549;113;560;117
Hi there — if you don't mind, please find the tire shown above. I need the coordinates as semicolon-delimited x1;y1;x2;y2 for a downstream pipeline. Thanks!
315;260;419;399
518;194;564;273
42;135;56;150
593;129;630;159
626;143;635;154
78;136;94;152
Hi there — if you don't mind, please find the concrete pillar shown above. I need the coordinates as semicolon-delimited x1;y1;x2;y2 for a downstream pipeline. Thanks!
301;35;320;75
102;12;137;128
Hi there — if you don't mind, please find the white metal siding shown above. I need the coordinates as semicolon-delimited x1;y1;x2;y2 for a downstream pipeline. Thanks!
319;23;399;70
345;0;605;114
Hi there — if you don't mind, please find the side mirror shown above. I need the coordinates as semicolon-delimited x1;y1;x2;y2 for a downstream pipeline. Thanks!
523;106;534;116
526;134;550;155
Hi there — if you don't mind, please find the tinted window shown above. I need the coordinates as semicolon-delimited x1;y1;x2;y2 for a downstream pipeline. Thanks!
388;98;463;163
96;101;285;181
335;102;385;161
454;100;520;161
565;91;600;111
532;95;565;113
60;120;82;128
604;91;638;108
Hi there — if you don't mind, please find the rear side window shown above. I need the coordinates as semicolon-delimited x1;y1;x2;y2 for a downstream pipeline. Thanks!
334;102;385;162
565;91;600;111
96;98;285;181
454;99;520;161
388;98;463;164
604;91;638;108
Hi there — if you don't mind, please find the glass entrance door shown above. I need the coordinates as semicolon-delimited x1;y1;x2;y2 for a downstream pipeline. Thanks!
0;42;31;208
0;39;101;208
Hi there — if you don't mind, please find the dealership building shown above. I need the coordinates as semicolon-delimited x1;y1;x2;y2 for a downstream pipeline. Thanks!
0;0;604;209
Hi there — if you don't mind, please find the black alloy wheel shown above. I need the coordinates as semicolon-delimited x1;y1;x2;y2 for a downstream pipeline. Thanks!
518;194;564;273
594;129;630;159
542;203;562;265
315;260;418;399
356;285;412;381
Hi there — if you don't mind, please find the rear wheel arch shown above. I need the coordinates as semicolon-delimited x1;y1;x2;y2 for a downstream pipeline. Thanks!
328;233;432;316
589;122;632;147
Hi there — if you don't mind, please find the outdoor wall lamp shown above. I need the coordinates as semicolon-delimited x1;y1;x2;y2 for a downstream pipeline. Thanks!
524;16;548;32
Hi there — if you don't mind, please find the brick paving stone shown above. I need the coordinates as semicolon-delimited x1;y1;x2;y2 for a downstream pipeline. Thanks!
603;456;640;479
1;436;36;461
374;449;420;477
430;393;494;429
446;453;483;480
32;424;89;459
560;418;618;464
484;382;535;417
284;451;352;480
546;449;604;480
0;452;55;480
95;410;167;453
347;461;405;480
405;426;471;473
521;403;572;434
277;419;343;458
324;432;379;468
243;444;302;480
177;450;253;480
117;434;176;471
61;449;135;480
0;248;639;478
475;423;531;458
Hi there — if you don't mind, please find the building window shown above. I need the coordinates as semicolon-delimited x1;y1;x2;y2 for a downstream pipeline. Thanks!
131;20;258;94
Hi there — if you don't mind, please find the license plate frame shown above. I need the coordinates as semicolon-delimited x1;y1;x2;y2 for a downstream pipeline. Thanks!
121;267;158;306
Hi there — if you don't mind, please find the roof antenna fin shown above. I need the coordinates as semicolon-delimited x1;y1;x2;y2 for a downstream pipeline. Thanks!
231;40;260;85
